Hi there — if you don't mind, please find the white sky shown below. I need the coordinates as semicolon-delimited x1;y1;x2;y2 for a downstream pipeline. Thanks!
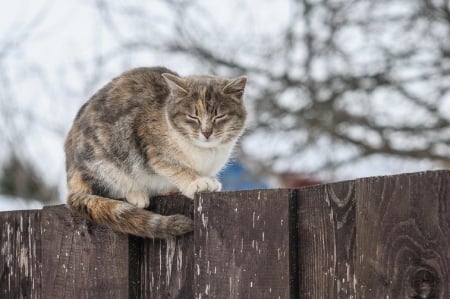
0;0;446;210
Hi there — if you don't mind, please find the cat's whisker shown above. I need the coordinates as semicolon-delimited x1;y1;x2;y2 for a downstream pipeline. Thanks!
65;66;247;239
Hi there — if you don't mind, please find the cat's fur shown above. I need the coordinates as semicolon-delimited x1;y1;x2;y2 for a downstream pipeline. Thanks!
65;67;247;238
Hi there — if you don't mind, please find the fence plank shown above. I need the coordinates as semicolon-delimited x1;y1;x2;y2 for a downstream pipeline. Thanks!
131;195;194;299
1;170;449;298
194;189;296;299
0;210;41;299
356;171;450;298
296;182;357;298
40;205;130;299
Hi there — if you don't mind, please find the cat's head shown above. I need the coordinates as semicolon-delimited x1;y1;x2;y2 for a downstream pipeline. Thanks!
162;73;247;148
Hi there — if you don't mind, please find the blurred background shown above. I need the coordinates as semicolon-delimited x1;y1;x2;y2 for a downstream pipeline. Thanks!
0;0;449;210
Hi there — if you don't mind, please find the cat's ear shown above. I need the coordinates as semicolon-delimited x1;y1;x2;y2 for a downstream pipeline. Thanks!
162;73;188;95
223;76;247;98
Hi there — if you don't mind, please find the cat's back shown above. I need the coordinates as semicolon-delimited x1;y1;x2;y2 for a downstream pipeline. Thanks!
65;67;177;167
77;66;176;121
110;66;177;104
67;67;178;138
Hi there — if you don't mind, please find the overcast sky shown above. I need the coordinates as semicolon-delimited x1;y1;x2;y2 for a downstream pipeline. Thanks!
0;1;445;210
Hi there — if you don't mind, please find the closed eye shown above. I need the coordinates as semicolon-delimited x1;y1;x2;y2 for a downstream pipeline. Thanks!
187;114;200;123
213;114;227;123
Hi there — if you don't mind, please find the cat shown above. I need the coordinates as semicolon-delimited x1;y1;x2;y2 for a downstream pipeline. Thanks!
64;66;247;238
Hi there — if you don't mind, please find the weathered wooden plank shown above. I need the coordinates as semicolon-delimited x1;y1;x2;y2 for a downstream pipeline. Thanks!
131;195;194;299
0;209;42;299
194;189;296;299
296;182;357;298
40;205;130;299
356;170;450;298
1;170;448;299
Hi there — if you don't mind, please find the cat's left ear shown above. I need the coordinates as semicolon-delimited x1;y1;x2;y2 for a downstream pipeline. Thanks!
162;73;188;95
223;76;247;98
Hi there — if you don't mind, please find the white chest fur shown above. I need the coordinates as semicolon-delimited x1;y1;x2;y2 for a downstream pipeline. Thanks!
168;126;236;177
185;144;233;177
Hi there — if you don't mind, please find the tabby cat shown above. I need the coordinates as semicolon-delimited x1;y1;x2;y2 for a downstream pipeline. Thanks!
64;67;247;238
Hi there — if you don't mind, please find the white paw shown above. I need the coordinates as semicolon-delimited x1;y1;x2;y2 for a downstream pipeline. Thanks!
182;177;222;199
126;192;150;208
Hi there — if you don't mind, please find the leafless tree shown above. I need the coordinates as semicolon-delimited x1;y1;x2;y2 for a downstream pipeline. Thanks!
91;0;450;179
0;4;61;202
3;0;449;191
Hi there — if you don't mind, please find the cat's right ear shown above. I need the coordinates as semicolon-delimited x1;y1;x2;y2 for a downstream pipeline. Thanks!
162;73;188;95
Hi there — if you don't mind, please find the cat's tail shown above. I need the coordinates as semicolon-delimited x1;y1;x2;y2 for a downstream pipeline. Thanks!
67;192;193;239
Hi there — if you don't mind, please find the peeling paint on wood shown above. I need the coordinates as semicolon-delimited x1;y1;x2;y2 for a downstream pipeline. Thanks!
132;195;194;299
194;189;297;299
0;210;41;299
0;170;449;298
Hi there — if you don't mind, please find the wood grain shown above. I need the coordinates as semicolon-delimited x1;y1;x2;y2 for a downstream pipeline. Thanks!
0;209;41;299
356;170;450;298
132;194;194;299
194;189;296;299
40;205;130;299
296;181;356;298
0;170;449;298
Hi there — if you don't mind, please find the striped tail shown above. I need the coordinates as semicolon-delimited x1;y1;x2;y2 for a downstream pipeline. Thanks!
67;192;193;239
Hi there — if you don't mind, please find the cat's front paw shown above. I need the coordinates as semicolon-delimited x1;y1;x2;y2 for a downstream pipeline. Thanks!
182;177;222;199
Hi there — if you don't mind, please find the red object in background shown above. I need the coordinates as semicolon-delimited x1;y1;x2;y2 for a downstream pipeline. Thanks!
277;173;323;188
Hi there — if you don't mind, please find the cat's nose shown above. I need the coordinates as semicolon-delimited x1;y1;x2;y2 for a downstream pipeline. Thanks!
202;131;212;139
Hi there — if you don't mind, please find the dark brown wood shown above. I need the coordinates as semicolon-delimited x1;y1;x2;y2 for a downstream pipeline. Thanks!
132;195;194;299
356;170;450;298
40;205;130;299
194;189;297;299
0;200;194;299
0;170;449;298
0;209;41;299
296;181;357;298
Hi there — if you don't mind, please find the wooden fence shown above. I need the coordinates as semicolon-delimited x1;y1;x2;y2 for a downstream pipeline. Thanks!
1;170;449;298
